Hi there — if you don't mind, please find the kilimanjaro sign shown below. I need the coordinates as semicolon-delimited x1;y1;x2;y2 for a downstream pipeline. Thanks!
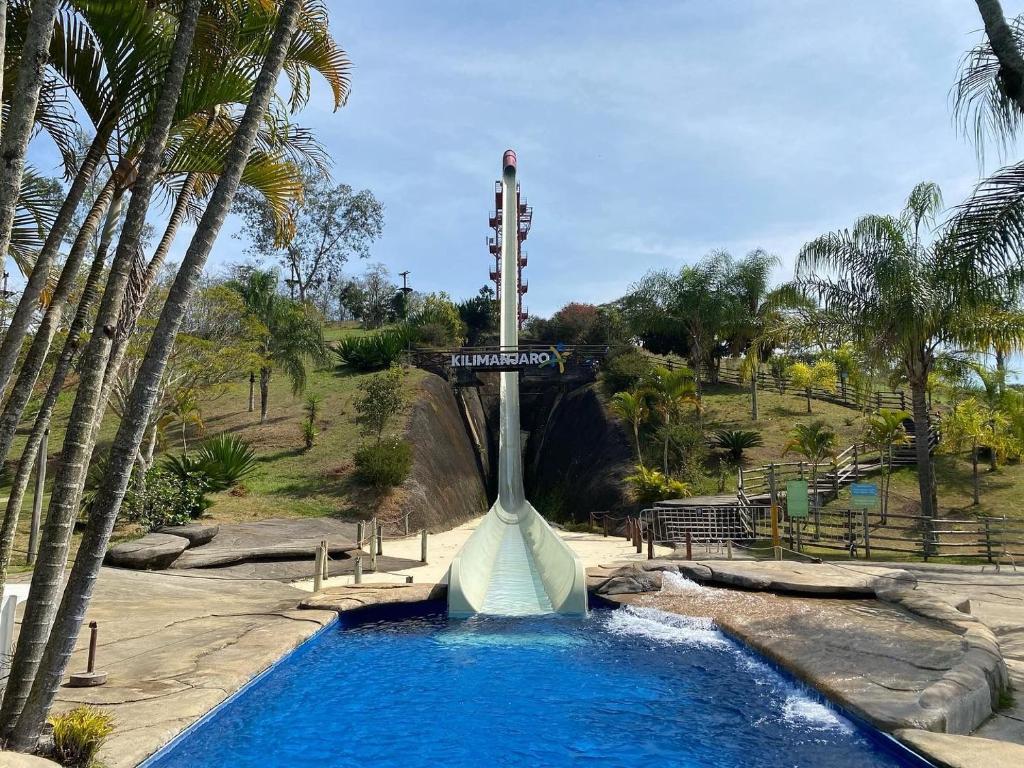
449;345;572;373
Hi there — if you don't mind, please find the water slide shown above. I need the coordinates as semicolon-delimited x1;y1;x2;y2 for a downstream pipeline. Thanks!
447;151;589;618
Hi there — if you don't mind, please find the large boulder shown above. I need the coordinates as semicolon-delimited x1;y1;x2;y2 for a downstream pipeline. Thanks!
159;523;219;547
106;533;189;570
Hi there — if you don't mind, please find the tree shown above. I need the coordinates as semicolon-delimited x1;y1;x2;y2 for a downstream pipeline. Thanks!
355;367;405;443
357;263;397;329
643;366;699;474
6;0;319;747
941;399;1008;506
786;360;837;413
864;409;910;523
236;164;383;302
610;390;649;466
783;420;838;525
794;181;1024;520
623;253;733;391
458;286;497;345
1;0;207;741
229;269;328;423
409;292;465;346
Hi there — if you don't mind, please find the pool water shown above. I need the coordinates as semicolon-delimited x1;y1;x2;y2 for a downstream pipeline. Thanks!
144;604;929;768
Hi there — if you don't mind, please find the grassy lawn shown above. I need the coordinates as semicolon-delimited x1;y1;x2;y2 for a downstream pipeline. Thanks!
700;382;868;468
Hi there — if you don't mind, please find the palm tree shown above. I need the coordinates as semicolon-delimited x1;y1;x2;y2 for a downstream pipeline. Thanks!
795;181;1024;520
940;398;1008;506
0;0;63;359
785;360;837;414
230;269;327;423
864;409;910;523
783;420;838;526
7;0;314;748
610;390;649;466
0;0;206;740
643;365;699;474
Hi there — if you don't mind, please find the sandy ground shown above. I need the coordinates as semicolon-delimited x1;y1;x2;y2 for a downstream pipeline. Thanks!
292;516;674;591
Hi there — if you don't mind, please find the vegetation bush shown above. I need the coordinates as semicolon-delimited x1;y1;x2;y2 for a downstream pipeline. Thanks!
354;437;413;488
195;433;259;488
600;348;655;395
625;466;690;505
409;292;465;346
49;706;115;767
355;367;405;441
332;327;411;371
119;468;209;529
712;429;764;460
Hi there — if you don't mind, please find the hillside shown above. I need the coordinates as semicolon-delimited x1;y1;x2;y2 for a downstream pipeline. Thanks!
1;323;426;562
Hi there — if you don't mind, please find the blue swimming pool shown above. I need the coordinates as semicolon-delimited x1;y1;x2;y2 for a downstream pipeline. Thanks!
144;603;930;768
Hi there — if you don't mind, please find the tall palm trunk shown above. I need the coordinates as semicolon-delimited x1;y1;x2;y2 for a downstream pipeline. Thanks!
0;2;202;741
0;0;62;330
908;365;936;522
976;0;1024;113
0;1;7;123
0;178;121;476
0;124;113;399
972;441;981;505
12;0;304;745
751;372;759;421
99;173;199;411
0;188;123;599
260;366;271;423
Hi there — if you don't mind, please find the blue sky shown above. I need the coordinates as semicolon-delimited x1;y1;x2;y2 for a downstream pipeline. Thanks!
23;1;1017;316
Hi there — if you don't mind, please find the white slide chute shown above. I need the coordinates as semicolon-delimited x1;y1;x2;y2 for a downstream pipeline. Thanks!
447;150;588;618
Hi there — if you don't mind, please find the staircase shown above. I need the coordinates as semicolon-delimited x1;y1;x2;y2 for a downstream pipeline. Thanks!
737;417;939;509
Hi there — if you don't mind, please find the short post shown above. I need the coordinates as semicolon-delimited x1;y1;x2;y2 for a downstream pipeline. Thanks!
861;509;871;559
369;527;377;571
726;540;733;560
634;521;642;554
685;530;692;561
356;521;364;547
404;513;410;537
774;545;782;561
602;514;608;537
28;428;48;565
799;461;805;480
770;504;780;548
354;556;363;584
313;544;324;592
321;539;329;580
984;518;993;564
68;621;107;687
376;523;383;556
623;518;631;542
646;527;654;560
420;528;428;563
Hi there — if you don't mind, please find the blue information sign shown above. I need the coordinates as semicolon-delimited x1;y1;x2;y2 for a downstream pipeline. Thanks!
849;482;878;508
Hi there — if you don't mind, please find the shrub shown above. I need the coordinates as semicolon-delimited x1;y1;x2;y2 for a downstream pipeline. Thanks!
712;429;764;460
354;438;413;488
49;706;115;767
600;348;655;395
355;367;405;442
332;327;411;371
161;434;256;493
409;292;465;346
129;465;211;528
301;419;318;451
625;465;690;505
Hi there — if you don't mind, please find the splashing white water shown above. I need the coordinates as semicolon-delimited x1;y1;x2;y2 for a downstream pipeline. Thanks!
782;695;851;733
604;605;728;648
659;571;706;594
